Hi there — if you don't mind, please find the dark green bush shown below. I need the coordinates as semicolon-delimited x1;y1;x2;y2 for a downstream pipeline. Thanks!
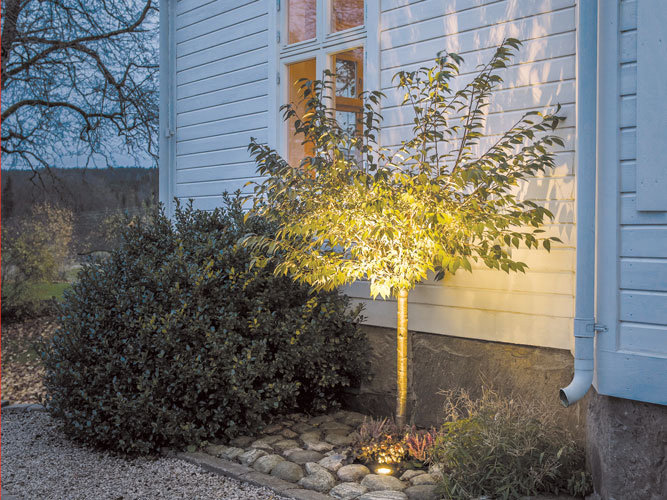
430;389;592;499
41;194;367;455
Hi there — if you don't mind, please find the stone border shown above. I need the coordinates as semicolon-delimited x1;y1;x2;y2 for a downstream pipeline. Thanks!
176;451;331;500
169;411;442;500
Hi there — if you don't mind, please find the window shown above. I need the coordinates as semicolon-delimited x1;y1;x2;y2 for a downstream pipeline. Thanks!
272;0;378;165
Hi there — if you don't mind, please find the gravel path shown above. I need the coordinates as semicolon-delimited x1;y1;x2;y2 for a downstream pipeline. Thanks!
1;408;287;500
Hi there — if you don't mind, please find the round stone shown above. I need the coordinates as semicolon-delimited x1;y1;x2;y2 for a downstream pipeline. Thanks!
221;446;244;460
298;465;336;493
293;422;317;433
259;434;283;445
361;474;407;492
359;491;408;500
305;462;329;476
307;441;334;452
281;428;298;439
318;454;346;472
300;431;322;443
404;485;439;500
253;454;285;474
271;460;305;482
337;464;371;482
238;448;267;465
427;463;443;478
273;439;301;451
263;423;283;434
410;473;437;486
319;421;353;432
399;470;426;482
230;435;255;448
250;439;273;450
286;449;325;464
309;414;335;425
282;447;304;458
204;444;230;457
330;482;369;500
326;432;355;446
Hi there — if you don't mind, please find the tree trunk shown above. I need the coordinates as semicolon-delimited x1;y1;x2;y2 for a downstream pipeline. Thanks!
396;288;409;428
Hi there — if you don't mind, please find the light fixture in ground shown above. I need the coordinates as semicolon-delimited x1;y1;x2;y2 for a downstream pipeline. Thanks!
375;466;393;475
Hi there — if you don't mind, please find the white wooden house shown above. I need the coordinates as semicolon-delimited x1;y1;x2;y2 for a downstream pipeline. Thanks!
160;1;666;496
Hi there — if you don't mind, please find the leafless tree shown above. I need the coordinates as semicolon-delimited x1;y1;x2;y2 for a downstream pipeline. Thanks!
1;0;158;173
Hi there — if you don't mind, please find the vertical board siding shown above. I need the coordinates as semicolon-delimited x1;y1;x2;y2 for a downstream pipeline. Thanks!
343;0;577;350
617;0;667;356
173;0;268;209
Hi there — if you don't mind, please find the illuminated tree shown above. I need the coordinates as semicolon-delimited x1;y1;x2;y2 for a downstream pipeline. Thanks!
246;40;564;427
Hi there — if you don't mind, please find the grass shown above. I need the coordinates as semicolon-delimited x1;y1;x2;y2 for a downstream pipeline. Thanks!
28;281;71;301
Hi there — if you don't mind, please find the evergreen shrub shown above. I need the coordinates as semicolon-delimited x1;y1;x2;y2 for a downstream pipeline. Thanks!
41;194;366;454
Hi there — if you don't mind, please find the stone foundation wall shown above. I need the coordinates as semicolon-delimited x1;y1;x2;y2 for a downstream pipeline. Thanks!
343;326;587;443
586;390;667;500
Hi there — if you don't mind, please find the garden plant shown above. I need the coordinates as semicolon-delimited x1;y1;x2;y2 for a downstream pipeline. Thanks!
246;39;564;427
41;194;367;455
430;388;592;499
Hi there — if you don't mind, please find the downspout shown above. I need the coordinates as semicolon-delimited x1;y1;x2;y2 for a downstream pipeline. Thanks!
559;0;598;407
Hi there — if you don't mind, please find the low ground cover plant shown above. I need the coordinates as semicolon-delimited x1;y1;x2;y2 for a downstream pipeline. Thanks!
41;194;367;455
431;389;592;499
353;417;436;469
352;392;591;498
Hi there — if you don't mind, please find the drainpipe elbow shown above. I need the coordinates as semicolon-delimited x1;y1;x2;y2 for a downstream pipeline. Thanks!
559;364;593;407
559;318;595;407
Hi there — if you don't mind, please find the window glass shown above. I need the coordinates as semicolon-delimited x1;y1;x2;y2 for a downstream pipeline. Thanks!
288;0;317;44
331;0;364;33
333;48;363;159
287;58;316;165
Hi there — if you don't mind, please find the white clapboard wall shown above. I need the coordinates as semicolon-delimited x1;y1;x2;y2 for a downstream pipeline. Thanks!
344;0;578;350
171;0;269;210
162;0;578;350
595;0;667;405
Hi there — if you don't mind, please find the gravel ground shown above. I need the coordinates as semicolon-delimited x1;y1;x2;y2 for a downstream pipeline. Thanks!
1;408;287;500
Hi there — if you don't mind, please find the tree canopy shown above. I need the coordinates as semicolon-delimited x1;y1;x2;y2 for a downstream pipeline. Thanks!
1;0;158;171
246;39;564;300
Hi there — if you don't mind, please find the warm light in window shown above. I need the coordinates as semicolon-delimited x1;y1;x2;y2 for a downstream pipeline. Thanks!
287;58;316;166
376;467;393;475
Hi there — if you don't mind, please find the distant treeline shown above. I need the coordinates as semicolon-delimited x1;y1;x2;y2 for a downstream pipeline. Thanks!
1;167;158;256
1;167;157;219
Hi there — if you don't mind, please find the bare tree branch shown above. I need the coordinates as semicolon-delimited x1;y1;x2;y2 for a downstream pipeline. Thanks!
1;0;158;172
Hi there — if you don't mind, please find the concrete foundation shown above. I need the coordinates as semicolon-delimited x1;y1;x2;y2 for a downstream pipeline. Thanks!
586;390;667;500
344;325;587;442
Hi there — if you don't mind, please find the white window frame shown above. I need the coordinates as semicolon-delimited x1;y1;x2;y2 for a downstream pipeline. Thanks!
267;0;380;158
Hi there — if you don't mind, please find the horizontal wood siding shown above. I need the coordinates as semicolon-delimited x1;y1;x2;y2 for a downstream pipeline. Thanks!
616;0;667;356
173;0;268;210
346;0;578;349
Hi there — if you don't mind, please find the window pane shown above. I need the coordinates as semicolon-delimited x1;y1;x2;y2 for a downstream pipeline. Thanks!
331;0;364;33
333;48;363;161
288;0;316;44
334;48;363;101
287;58;316;166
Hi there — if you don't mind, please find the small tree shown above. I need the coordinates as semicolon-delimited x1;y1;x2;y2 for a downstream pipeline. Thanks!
246;40;564;427
3;202;74;283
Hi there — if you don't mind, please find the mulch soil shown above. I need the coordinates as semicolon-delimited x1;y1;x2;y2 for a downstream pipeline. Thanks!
1;317;58;404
